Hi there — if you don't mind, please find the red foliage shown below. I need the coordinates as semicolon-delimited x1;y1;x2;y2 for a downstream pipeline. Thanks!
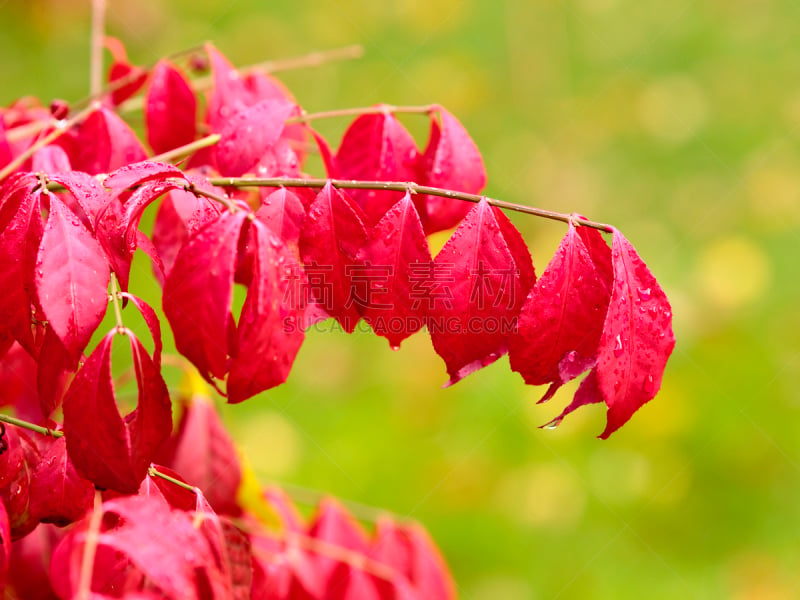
0;39;675;598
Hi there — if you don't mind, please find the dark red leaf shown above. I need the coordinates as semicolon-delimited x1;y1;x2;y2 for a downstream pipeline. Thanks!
28;436;93;526
68;106;147;174
35;195;110;361
335;109;421;225
145;60;197;154
0;426;39;539
429;199;534;385
37;326;76;417
0;178;43;354
357;192;432;348
215;99;295;176
311;127;338;180
121;293;163;368
509;222;612;393
62;331;172;493
0;499;9;579
163;211;246;380
228;222;306;403
140;466;196;512
0;342;42;423
157;395;242;516
419;106;487;234
299;182;368;332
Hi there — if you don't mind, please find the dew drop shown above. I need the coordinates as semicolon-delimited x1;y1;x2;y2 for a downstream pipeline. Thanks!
613;334;624;357
637;287;652;301
390;344;401;352
643;373;655;394
542;417;562;431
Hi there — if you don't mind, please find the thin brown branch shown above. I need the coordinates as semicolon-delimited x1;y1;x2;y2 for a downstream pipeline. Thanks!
205;176;614;232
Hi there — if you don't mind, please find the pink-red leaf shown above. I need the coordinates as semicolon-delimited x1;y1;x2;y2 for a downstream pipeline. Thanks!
509;221;612;393
357;192;432;348
62;331;172;493
105;37;148;106
429;199;534;385
593;229;675;438
36;326;76;417
163;211;246;380
419;106;487;234
145;60;197;154
215;99;295;176
299;182;368;332
335;109;421;225
227;221;306;403
47;170;109;229
0;499;9;582
68;106;147;174
35;195;110;361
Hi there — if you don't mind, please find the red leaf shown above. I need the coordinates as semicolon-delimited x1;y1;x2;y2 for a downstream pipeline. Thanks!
157;395;243;516
8;523;62;599
0;426;39;539
28;436;93;526
593;229;675;438
151;183;224;281
215;99;295;176
62;331;172;493
0;342;41;423
31;144;71;174
357;192;432;348
103;160;186;190
145;60;197;154
36;326;76;417
35;195;110;361
419;106;487;234
47;170;109;229
0;177;43;354
372;518;456;600
299;182;368;333
429;199;534;385
335;109;421;225
0;498;9;580
163;211;246;380
205;44;251;132
52;495;221;599
227;222;306;403
121;293;163;368
105;37;148;106
139;466;196;512
509;221;612;393
68;106;147;174
256;187;306;250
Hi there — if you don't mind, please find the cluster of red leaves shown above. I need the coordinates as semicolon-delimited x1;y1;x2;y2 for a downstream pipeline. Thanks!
0;394;453;599
0;40;675;598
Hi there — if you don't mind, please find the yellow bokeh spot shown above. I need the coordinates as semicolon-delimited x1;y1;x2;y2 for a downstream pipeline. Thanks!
495;464;586;531
694;236;772;311
638;76;708;144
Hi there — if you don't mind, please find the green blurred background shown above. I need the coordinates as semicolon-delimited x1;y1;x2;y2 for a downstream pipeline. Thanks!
3;0;800;597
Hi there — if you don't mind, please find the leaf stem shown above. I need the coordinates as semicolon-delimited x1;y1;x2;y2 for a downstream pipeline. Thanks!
89;0;106;97
77;489;104;600
289;103;437;125
0;104;97;183
147;466;198;493
108;273;125;330
206;176;613;232
0;413;63;438
149;133;220;164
